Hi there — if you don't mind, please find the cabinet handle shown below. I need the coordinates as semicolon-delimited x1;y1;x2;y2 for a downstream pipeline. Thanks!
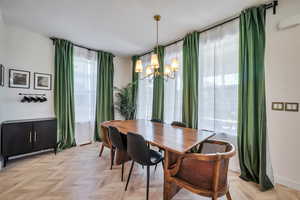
34;131;37;142
29;131;32;143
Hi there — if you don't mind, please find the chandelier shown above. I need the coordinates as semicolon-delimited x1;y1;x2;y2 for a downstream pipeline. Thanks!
135;15;180;80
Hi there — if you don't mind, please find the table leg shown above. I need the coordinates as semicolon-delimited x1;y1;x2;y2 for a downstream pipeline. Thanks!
163;150;182;200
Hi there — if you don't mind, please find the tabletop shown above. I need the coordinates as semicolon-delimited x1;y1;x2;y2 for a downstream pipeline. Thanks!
101;120;215;154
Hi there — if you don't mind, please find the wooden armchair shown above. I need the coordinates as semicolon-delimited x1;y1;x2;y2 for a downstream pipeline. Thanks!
98;124;115;169
166;140;235;200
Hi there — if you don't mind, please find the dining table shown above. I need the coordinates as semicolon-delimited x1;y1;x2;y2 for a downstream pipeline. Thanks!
101;119;215;200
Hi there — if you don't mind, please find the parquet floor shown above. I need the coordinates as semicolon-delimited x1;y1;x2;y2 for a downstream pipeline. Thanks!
0;143;299;200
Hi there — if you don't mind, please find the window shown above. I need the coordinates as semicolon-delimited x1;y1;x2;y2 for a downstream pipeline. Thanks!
198;20;239;136
164;41;183;124
74;47;97;145
136;54;153;120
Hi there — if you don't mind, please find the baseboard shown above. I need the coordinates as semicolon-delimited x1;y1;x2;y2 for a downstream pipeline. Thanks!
229;166;240;173
79;141;93;146
275;175;300;191
229;169;300;192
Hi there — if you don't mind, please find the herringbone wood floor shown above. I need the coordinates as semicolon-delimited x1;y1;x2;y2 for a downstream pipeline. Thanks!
0;143;299;200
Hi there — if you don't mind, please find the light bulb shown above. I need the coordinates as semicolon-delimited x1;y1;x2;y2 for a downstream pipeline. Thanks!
146;65;152;76
165;65;171;75
151;54;159;69
171;58;179;72
135;59;143;73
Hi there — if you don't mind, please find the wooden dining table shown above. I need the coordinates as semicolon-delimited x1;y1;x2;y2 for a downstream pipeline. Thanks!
101;119;215;200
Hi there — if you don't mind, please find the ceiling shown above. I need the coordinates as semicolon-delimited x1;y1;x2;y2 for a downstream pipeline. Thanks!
0;0;267;56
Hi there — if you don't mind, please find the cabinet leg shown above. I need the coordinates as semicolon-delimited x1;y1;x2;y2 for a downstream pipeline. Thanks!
3;157;8;167
54;146;57;155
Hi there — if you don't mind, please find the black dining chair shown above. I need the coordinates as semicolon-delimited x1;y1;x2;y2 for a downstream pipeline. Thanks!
150;119;163;123
171;121;187;128
125;132;164;200
108;126;127;181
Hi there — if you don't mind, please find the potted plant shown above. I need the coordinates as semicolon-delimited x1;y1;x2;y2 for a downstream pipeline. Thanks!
114;83;136;120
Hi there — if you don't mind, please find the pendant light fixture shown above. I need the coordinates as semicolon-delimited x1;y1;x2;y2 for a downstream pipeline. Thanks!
135;15;180;80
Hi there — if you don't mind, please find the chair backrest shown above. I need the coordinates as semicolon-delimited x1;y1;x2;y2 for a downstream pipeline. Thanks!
171;121;187;128
151;119;163;123
171;140;235;196
127;132;151;165
108;126;126;151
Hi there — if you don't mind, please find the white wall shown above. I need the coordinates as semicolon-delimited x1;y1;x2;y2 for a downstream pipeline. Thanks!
265;0;300;191
0;9;6;66
0;25;55;123
113;56;132;120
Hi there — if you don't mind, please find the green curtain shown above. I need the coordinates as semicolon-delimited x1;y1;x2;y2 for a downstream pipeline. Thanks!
151;46;165;121
94;51;115;141
182;32;199;128
53;39;76;150
131;55;139;119
238;6;273;191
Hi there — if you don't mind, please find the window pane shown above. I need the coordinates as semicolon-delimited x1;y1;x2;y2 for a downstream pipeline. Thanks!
164;41;183;124
198;20;239;136
74;47;97;144
136;54;153;120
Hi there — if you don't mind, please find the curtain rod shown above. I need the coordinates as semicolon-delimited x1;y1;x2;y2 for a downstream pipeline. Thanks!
49;37;115;57
137;0;278;57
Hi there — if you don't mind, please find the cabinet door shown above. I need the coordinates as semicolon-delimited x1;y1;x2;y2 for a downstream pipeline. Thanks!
2;122;33;156
33;120;57;151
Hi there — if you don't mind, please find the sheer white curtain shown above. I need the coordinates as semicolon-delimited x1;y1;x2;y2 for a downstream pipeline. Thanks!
136;54;153;120
198;20;239;136
74;47;97;145
164;41;183;124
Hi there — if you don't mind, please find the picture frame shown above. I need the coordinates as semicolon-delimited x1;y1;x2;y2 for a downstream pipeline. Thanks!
34;73;52;90
9;69;30;89
0;64;4;87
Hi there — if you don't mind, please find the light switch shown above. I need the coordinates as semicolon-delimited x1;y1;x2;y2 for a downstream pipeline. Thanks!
272;102;284;111
285;102;299;112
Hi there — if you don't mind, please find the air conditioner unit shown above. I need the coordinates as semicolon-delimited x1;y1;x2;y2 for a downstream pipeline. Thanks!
278;14;300;30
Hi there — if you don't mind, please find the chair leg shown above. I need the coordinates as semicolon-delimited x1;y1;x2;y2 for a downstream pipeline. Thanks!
121;162;124;181
155;160;164;171
125;161;135;191
110;148;115;170
226;191;232;200
146;165;150;200
3;157;7;167
99;144;104;157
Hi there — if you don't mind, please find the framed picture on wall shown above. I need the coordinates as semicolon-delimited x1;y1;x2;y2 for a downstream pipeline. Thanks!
9;69;30;88
34;73;52;90
0;64;4;86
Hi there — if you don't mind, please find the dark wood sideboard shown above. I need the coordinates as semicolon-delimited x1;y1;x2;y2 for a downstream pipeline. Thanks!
1;118;57;167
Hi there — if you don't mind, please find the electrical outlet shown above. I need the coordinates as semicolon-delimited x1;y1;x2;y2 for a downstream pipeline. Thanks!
272;102;284;111
285;102;299;112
